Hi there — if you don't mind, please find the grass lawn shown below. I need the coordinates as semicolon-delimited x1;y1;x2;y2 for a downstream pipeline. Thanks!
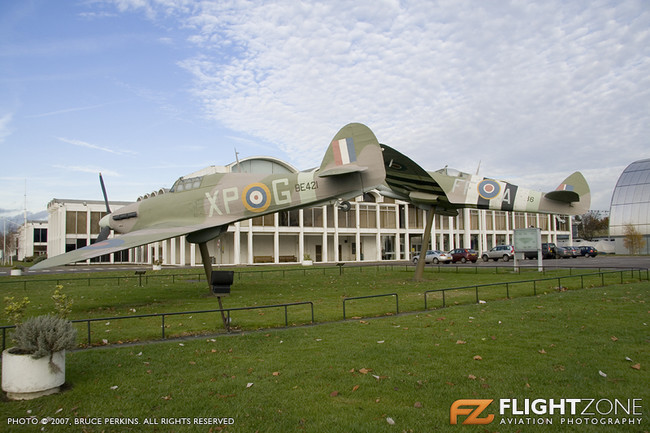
1;265;644;345
0;265;648;432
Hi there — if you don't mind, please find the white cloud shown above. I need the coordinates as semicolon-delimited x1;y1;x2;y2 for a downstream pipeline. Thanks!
52;165;120;177
104;0;650;209
57;137;137;156
0;113;13;143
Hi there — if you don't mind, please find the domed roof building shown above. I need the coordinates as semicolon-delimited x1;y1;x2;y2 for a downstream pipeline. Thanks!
609;158;650;254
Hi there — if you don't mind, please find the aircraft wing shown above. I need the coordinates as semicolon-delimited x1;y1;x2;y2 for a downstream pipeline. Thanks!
379;144;457;215
31;223;226;270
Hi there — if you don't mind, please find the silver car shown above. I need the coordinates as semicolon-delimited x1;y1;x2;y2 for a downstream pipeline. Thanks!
481;245;515;262
412;250;452;265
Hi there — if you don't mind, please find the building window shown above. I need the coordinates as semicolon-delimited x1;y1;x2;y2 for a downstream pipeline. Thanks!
33;228;47;243
359;204;376;229
66;211;87;235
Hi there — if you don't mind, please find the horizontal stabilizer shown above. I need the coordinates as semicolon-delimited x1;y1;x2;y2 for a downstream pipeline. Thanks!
317;164;367;178
545;171;589;203
544;190;580;203
543;171;591;214
409;191;440;203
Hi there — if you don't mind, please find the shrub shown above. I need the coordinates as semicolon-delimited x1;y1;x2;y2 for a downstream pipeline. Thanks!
10;315;77;372
4;296;30;325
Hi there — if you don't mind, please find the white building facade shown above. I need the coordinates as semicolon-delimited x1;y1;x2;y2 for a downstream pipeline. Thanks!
13;221;48;261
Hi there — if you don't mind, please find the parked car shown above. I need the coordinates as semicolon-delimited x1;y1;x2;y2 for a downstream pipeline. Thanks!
555;246;573;258
578;246;598;257
566;246;579;258
412;250;452;265
450;248;478;263
524;243;558;259
481;245;515;262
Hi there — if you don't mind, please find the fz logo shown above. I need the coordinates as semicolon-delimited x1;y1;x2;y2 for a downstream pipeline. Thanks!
450;399;494;425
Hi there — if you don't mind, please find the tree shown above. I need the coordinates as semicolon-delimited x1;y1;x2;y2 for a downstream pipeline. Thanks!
577;211;609;240
623;224;646;255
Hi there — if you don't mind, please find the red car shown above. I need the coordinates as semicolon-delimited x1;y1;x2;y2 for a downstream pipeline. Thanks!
450;248;478;263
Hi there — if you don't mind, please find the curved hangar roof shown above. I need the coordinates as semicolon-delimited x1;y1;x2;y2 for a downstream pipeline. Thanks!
609;158;650;237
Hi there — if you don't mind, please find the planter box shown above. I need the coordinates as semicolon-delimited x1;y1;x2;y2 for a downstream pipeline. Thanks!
10;269;22;276
2;349;66;400
152;265;162;271
302;260;313;266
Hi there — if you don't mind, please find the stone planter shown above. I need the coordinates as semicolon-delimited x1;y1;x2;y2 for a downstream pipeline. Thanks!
152;264;162;271
302;260;313;266
10;269;22;277
1;349;66;400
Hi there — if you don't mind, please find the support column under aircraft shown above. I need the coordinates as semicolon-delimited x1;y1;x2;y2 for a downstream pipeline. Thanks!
198;242;229;332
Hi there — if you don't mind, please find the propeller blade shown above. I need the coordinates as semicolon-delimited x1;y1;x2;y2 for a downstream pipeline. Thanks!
99;172;111;213
97;173;112;242
96;226;111;243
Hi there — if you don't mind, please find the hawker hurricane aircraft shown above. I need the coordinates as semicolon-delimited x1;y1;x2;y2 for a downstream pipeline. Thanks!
32;123;386;273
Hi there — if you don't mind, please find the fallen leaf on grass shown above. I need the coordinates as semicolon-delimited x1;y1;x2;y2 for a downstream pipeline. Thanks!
631;364;641;370
611;336;618;342
352;385;360;392
456;340;466;345
473;355;483;361
330;391;339;397
246;383;254;388
162;395;172;400
468;374;476;380
272;372;280;376
386;417;395;425
359;368;371;375
414;402;423;408
538;349;547;354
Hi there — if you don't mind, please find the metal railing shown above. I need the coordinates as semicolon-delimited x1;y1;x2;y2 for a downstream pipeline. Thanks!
1;301;314;351
423;268;648;310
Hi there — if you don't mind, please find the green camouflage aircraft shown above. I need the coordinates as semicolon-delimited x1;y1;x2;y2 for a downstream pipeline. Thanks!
378;144;590;217
32;123;386;271
377;144;590;280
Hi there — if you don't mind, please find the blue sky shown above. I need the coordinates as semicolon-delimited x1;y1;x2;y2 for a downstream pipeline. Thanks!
1;0;649;217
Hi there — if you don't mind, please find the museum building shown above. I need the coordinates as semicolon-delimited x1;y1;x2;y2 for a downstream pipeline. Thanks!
609;158;650;254
40;156;572;266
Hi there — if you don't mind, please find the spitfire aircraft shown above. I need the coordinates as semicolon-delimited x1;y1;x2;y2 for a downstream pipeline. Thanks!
378;144;590;217
32;123;386;274
377;144;590;280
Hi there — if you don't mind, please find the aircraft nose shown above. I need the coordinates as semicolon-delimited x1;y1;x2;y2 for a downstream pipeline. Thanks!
99;214;111;230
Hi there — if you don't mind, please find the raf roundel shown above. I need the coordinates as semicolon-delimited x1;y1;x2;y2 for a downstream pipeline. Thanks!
242;183;271;213
478;179;501;200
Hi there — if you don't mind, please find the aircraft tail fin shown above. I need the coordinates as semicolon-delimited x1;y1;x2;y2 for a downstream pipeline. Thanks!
544;171;591;214
317;123;385;184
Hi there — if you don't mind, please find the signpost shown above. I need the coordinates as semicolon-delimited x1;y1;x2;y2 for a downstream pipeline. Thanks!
513;228;543;272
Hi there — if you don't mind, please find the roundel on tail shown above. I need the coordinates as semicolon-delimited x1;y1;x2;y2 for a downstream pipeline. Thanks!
478;179;501;200
243;183;271;212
